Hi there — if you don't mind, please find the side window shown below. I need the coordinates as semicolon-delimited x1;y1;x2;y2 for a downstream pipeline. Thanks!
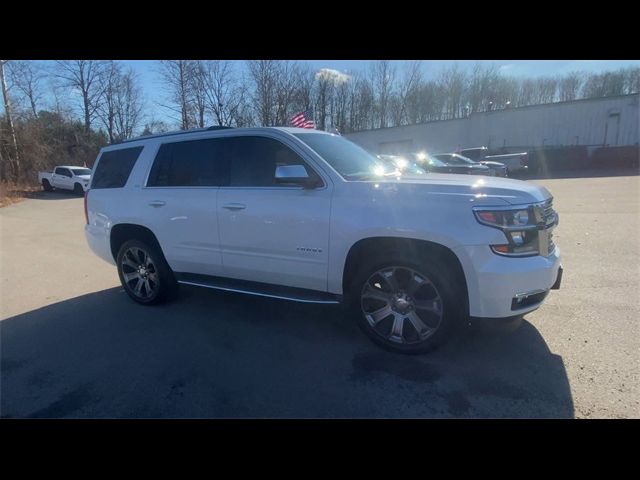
227;136;321;187
92;146;143;189
147;138;230;187
55;167;69;176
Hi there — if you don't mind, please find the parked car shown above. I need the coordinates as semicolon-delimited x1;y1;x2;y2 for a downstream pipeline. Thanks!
377;154;429;175
378;153;493;176
434;153;508;177
85;127;562;354
458;147;528;174
39;166;92;195
414;152;493;176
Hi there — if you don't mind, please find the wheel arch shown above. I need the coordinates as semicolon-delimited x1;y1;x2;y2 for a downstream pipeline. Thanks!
110;223;165;262
341;236;469;314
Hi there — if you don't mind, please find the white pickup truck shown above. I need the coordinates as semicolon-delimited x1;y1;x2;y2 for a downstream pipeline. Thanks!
39;166;92;195
84;127;562;354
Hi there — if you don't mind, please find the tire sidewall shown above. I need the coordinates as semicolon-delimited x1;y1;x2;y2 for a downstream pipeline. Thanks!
116;239;175;305
347;253;464;354
73;183;83;195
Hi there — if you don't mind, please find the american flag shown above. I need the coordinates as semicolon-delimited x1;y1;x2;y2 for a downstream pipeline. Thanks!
290;109;315;129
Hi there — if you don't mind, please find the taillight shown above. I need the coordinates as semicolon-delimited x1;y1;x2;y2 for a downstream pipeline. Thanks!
84;190;89;225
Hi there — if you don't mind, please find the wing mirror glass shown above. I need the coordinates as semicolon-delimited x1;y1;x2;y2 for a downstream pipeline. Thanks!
275;165;317;188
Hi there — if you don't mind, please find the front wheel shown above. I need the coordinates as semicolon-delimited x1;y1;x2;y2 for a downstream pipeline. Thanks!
73;183;84;195
348;254;464;354
116;239;177;305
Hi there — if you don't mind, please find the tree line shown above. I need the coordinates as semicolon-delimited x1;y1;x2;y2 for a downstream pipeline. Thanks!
1;60;639;183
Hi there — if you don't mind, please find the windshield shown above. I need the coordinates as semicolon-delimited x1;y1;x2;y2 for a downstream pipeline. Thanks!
294;133;394;179
411;153;446;167
71;168;92;176
438;154;474;166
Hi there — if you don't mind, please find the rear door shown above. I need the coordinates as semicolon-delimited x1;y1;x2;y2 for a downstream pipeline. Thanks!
217;135;332;292
141;138;227;277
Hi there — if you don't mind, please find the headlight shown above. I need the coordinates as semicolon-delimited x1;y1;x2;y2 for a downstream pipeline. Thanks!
474;207;540;256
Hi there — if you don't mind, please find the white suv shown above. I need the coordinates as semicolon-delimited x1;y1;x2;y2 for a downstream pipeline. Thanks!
85;126;562;353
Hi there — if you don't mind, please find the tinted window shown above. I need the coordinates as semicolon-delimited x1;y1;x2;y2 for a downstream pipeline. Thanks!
226;136;320;187
55;167;71;177
71;168;92;176
147;139;230;187
92;146;143;189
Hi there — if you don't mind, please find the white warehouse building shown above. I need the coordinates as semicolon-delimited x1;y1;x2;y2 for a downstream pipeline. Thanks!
345;93;639;155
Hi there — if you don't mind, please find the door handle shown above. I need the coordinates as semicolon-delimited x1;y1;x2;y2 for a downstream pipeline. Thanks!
222;203;246;211
148;200;166;207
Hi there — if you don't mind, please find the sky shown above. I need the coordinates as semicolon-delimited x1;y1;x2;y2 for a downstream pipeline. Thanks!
122;60;640;126
44;59;640;127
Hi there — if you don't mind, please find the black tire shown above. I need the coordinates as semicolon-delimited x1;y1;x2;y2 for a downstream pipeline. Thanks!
42;179;53;192
73;183;84;196
346;252;465;354
116;239;178;305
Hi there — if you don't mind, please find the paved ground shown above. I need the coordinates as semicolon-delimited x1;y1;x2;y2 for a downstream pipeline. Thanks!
1;173;638;418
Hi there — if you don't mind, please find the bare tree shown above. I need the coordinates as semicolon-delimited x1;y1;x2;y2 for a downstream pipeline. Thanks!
247;60;279;126
438;64;467;119
622;67;640;94
96;61;120;142
158;60;196;129
395;61;423;125
558;71;583;101
54;60;107;134
314;68;338;130
189;61;208;128
7;60;45;118
371;61;396;128
273;62;301;126
113;68;143;140
1;60;20;179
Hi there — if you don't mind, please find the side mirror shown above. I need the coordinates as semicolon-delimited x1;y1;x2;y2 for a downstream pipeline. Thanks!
275;165;316;188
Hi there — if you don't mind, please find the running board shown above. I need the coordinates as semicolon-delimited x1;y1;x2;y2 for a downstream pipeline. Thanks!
175;273;341;304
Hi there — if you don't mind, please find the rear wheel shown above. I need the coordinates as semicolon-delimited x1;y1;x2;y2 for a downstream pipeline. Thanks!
42;179;53;192
116;239;177;305
348;253;464;354
73;183;84;195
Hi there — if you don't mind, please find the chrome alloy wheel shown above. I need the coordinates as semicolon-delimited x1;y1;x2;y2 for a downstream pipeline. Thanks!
120;246;160;299
360;266;443;345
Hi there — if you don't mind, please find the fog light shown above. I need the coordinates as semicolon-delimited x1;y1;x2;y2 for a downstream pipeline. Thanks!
509;231;525;245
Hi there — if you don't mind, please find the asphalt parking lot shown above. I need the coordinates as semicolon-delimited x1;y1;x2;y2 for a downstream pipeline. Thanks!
1;171;638;418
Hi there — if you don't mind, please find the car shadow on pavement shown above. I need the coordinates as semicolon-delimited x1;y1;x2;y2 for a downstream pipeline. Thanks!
1;285;574;419
20;190;84;200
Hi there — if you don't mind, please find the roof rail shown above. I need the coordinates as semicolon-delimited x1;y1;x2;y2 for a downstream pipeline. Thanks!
207;126;234;131
112;125;235;145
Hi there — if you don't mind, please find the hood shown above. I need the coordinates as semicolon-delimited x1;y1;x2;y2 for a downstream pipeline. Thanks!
372;173;551;205
76;175;91;181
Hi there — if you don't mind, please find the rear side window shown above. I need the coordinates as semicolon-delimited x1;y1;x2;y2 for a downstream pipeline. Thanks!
92;146;143;189
147;139;229;187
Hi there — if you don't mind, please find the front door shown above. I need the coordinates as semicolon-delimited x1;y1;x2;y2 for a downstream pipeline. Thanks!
217;135;332;292
52;167;72;189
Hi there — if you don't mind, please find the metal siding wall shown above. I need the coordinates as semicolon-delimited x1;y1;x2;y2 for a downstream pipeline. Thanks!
346;94;639;153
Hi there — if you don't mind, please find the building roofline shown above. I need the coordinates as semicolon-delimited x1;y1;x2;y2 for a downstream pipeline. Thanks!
346;92;639;135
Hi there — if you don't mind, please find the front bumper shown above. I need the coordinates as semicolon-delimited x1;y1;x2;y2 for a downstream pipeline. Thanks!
453;244;562;319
